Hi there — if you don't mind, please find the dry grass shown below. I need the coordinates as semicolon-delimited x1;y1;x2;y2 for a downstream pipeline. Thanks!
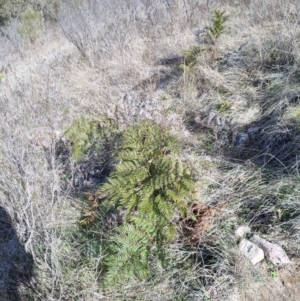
1;0;300;300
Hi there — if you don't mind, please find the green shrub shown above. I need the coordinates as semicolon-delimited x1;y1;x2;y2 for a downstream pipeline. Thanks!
65;115;117;161
0;1;61;26
0;0;24;25
99;120;195;285
17;8;44;42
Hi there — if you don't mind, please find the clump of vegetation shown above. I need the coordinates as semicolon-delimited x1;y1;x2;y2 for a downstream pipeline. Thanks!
180;10;229;72
17;8;44;42
38;0;61;20
0;0;24;25
98;120;195;285
180;45;203;72
216;100;232;113
208;10;229;45
0;0;61;26
65;115;117;161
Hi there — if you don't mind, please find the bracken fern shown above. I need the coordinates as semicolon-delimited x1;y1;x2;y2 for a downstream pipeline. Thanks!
99;120;195;285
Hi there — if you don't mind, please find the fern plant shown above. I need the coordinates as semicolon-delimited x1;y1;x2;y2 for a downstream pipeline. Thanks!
65;115;117;161
99;120;195;285
104;218;155;284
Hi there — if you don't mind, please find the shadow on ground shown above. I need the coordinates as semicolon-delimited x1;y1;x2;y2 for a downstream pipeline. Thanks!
214;85;300;171
0;206;34;301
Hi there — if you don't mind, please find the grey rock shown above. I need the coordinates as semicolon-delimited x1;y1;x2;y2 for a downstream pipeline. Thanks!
235;225;251;238
239;239;264;265
250;235;291;265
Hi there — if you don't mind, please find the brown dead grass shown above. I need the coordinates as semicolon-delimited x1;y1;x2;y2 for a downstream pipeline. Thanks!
231;260;300;301
2;0;300;300
180;201;229;244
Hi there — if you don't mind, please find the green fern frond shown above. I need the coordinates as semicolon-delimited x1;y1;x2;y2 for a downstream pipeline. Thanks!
100;120;195;286
104;218;156;285
65;115;118;161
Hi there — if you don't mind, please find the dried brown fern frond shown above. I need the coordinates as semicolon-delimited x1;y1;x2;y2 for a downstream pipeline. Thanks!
79;192;108;226
180;200;229;244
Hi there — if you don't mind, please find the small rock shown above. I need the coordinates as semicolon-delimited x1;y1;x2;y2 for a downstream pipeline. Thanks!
239;239;264;265
250;235;291;265
235;225;251;238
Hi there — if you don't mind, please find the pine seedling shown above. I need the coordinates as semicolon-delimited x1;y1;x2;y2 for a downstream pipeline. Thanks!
180;45;204;72
208;10;229;44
